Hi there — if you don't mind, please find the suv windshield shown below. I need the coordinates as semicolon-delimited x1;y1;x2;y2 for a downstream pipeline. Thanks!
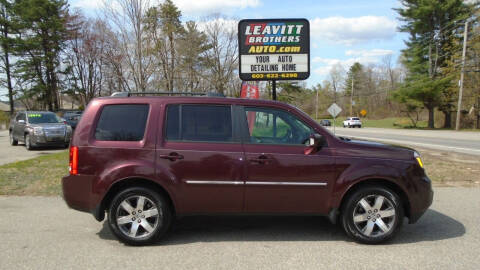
27;113;61;124
352;117;360;120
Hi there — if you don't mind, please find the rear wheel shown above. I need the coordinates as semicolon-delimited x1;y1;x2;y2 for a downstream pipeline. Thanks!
9;132;18;146
108;187;172;245
341;186;404;244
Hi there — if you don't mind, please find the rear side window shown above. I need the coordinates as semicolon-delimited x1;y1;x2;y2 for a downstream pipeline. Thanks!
95;104;149;141
165;104;233;142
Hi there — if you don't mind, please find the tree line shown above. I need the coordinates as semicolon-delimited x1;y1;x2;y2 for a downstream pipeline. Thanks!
271;0;479;129
0;0;240;111
0;0;479;129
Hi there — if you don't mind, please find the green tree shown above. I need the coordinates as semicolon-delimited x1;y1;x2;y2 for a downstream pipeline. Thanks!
0;0;15;114
144;0;184;92
344;62;367;116
177;21;209;92
13;0;69;111
394;0;472;128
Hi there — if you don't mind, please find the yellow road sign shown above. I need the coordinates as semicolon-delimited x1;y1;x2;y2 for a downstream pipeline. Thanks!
360;109;367;117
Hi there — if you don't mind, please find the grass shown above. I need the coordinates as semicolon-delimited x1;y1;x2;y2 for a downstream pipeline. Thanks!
418;148;480;187
326;117;429;129
0;151;68;195
0;145;478;196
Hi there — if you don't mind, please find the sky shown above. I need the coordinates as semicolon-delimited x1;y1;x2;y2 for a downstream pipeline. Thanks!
69;0;408;87
0;0;408;101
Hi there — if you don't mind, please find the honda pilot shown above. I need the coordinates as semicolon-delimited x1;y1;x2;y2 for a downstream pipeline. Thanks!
62;94;433;245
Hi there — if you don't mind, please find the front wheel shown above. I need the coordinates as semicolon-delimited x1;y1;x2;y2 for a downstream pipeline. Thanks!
108;187;172;245
25;134;33;150
10;132;18;146
341;186;404;244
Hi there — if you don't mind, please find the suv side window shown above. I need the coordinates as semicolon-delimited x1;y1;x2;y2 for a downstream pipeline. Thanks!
95;104;149;141
165;104;233;142
244;107;312;145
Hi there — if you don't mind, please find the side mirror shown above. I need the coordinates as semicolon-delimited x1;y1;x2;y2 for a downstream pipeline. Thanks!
18;120;25;124
304;133;326;155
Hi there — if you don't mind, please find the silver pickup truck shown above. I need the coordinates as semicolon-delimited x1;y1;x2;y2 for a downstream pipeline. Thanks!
9;111;72;150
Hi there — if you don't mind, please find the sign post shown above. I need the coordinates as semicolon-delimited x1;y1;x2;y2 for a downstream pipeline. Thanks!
238;19;310;100
327;103;342;135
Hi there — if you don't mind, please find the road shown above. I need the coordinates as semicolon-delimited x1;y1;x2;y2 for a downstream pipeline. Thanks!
327;127;480;156
0;130;65;166
0;187;478;269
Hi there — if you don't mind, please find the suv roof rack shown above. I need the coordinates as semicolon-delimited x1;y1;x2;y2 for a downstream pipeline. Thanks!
111;91;225;98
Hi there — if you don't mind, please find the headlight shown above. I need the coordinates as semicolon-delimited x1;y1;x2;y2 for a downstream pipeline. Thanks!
33;127;44;136
414;151;424;168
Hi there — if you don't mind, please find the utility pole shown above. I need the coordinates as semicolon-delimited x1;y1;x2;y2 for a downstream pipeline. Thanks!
315;86;319;120
456;20;469;131
272;80;277;100
350;77;354;116
476;96;480;129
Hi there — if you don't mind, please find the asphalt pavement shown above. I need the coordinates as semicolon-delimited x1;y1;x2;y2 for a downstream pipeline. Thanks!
0;187;478;269
0;130;65;166
327;127;480;156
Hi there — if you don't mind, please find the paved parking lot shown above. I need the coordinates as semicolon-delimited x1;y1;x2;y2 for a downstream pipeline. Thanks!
0;130;65;165
0;187;478;269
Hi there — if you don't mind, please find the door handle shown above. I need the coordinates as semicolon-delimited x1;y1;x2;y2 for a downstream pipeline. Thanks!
159;153;184;161
249;155;272;164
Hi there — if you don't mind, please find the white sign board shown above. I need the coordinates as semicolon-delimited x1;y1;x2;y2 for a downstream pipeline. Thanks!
240;54;309;73
327;103;342;118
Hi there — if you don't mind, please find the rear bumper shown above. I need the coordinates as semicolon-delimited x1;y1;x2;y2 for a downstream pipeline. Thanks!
62;175;97;213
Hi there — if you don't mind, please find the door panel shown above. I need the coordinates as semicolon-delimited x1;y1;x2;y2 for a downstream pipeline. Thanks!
241;106;335;214
243;145;335;213
158;142;245;213
157;104;245;214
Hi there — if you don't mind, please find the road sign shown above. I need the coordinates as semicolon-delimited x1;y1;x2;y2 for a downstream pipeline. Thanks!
327;103;342;118
238;18;310;81
360;109;367;117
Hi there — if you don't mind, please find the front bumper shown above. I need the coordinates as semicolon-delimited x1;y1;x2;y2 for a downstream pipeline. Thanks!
31;134;70;147
408;176;434;224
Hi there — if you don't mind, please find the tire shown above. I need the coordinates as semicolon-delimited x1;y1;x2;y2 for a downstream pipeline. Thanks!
108;187;172;246
341;186;404;244
9;132;18;146
25;134;33;150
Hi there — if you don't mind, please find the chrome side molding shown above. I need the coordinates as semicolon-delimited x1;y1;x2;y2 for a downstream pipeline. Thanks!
185;180;244;185
185;180;327;186
245;181;327;186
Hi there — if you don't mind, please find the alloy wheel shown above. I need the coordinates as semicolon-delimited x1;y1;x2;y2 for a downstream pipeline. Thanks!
115;195;162;239
352;194;396;237
25;135;30;149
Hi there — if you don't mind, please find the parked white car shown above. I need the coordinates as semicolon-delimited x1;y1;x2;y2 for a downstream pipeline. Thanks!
343;117;362;128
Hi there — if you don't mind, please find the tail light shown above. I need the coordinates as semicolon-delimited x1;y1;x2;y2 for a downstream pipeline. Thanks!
69;146;79;175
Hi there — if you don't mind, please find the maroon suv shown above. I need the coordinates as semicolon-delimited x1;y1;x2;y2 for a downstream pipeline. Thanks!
62;95;433;245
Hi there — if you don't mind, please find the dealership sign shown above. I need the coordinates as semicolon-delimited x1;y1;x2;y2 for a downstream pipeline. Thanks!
238;19;310;81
